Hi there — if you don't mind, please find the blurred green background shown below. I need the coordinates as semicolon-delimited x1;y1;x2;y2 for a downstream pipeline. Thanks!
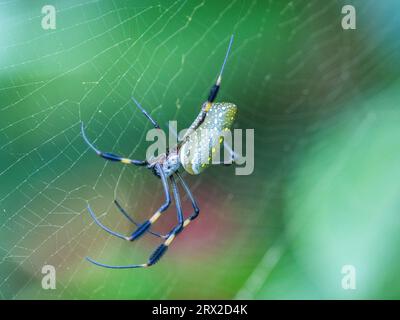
0;0;400;299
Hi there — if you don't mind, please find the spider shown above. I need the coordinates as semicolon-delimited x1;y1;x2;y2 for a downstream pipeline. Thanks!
81;35;236;269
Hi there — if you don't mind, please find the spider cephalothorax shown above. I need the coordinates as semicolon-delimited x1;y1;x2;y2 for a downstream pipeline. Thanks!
148;151;181;178
81;35;236;269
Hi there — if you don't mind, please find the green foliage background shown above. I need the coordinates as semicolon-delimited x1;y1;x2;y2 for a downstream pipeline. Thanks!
0;0;399;299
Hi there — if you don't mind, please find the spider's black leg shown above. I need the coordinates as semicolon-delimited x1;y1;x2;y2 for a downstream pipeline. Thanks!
86;225;178;268
181;35;234;142
113;199;168;239
127;163;171;241
205;34;234;106
168;174;184;232
81;122;147;166
86;176;185;269
86;164;170;241
175;172;200;226
144;174;195;265
132;97;170;153
138;175;191;267
131;97;160;129
85;256;148;269
87;204;129;241
86;220;178;269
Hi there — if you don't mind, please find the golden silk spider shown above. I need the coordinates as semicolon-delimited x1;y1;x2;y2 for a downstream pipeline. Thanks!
81;35;237;268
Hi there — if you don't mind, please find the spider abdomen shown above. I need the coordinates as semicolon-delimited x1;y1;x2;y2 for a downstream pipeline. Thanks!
179;102;237;175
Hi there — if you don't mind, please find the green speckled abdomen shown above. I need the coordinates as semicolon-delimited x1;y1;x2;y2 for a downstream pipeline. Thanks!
179;102;237;175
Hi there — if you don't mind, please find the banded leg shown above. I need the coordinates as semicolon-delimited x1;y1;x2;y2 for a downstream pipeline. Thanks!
168;174;184;232
114;199;167;239
87;163;170;241
128;163;171;241
181;35;234;142
81;122;147;166
175;172;200;228
85;173;186;269
133;173;199;268
132;172;203;268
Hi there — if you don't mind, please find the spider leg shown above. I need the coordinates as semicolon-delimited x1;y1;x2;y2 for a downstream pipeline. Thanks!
87;163;171;242
131;97;160;129
181;35;234;142
140;174;196;264
85;174;186;269
136;175;195;267
136;173;201;266
81;122;147;166
87;204;130;241
206;34;234;106
85;257;148;269
175;172;200;226
86;233;174;268
127;163;171;241
114;199;168;239
86;223;178;268
169;174;184;230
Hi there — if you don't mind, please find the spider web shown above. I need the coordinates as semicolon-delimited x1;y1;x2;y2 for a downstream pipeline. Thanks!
0;0;396;299
0;0;262;299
